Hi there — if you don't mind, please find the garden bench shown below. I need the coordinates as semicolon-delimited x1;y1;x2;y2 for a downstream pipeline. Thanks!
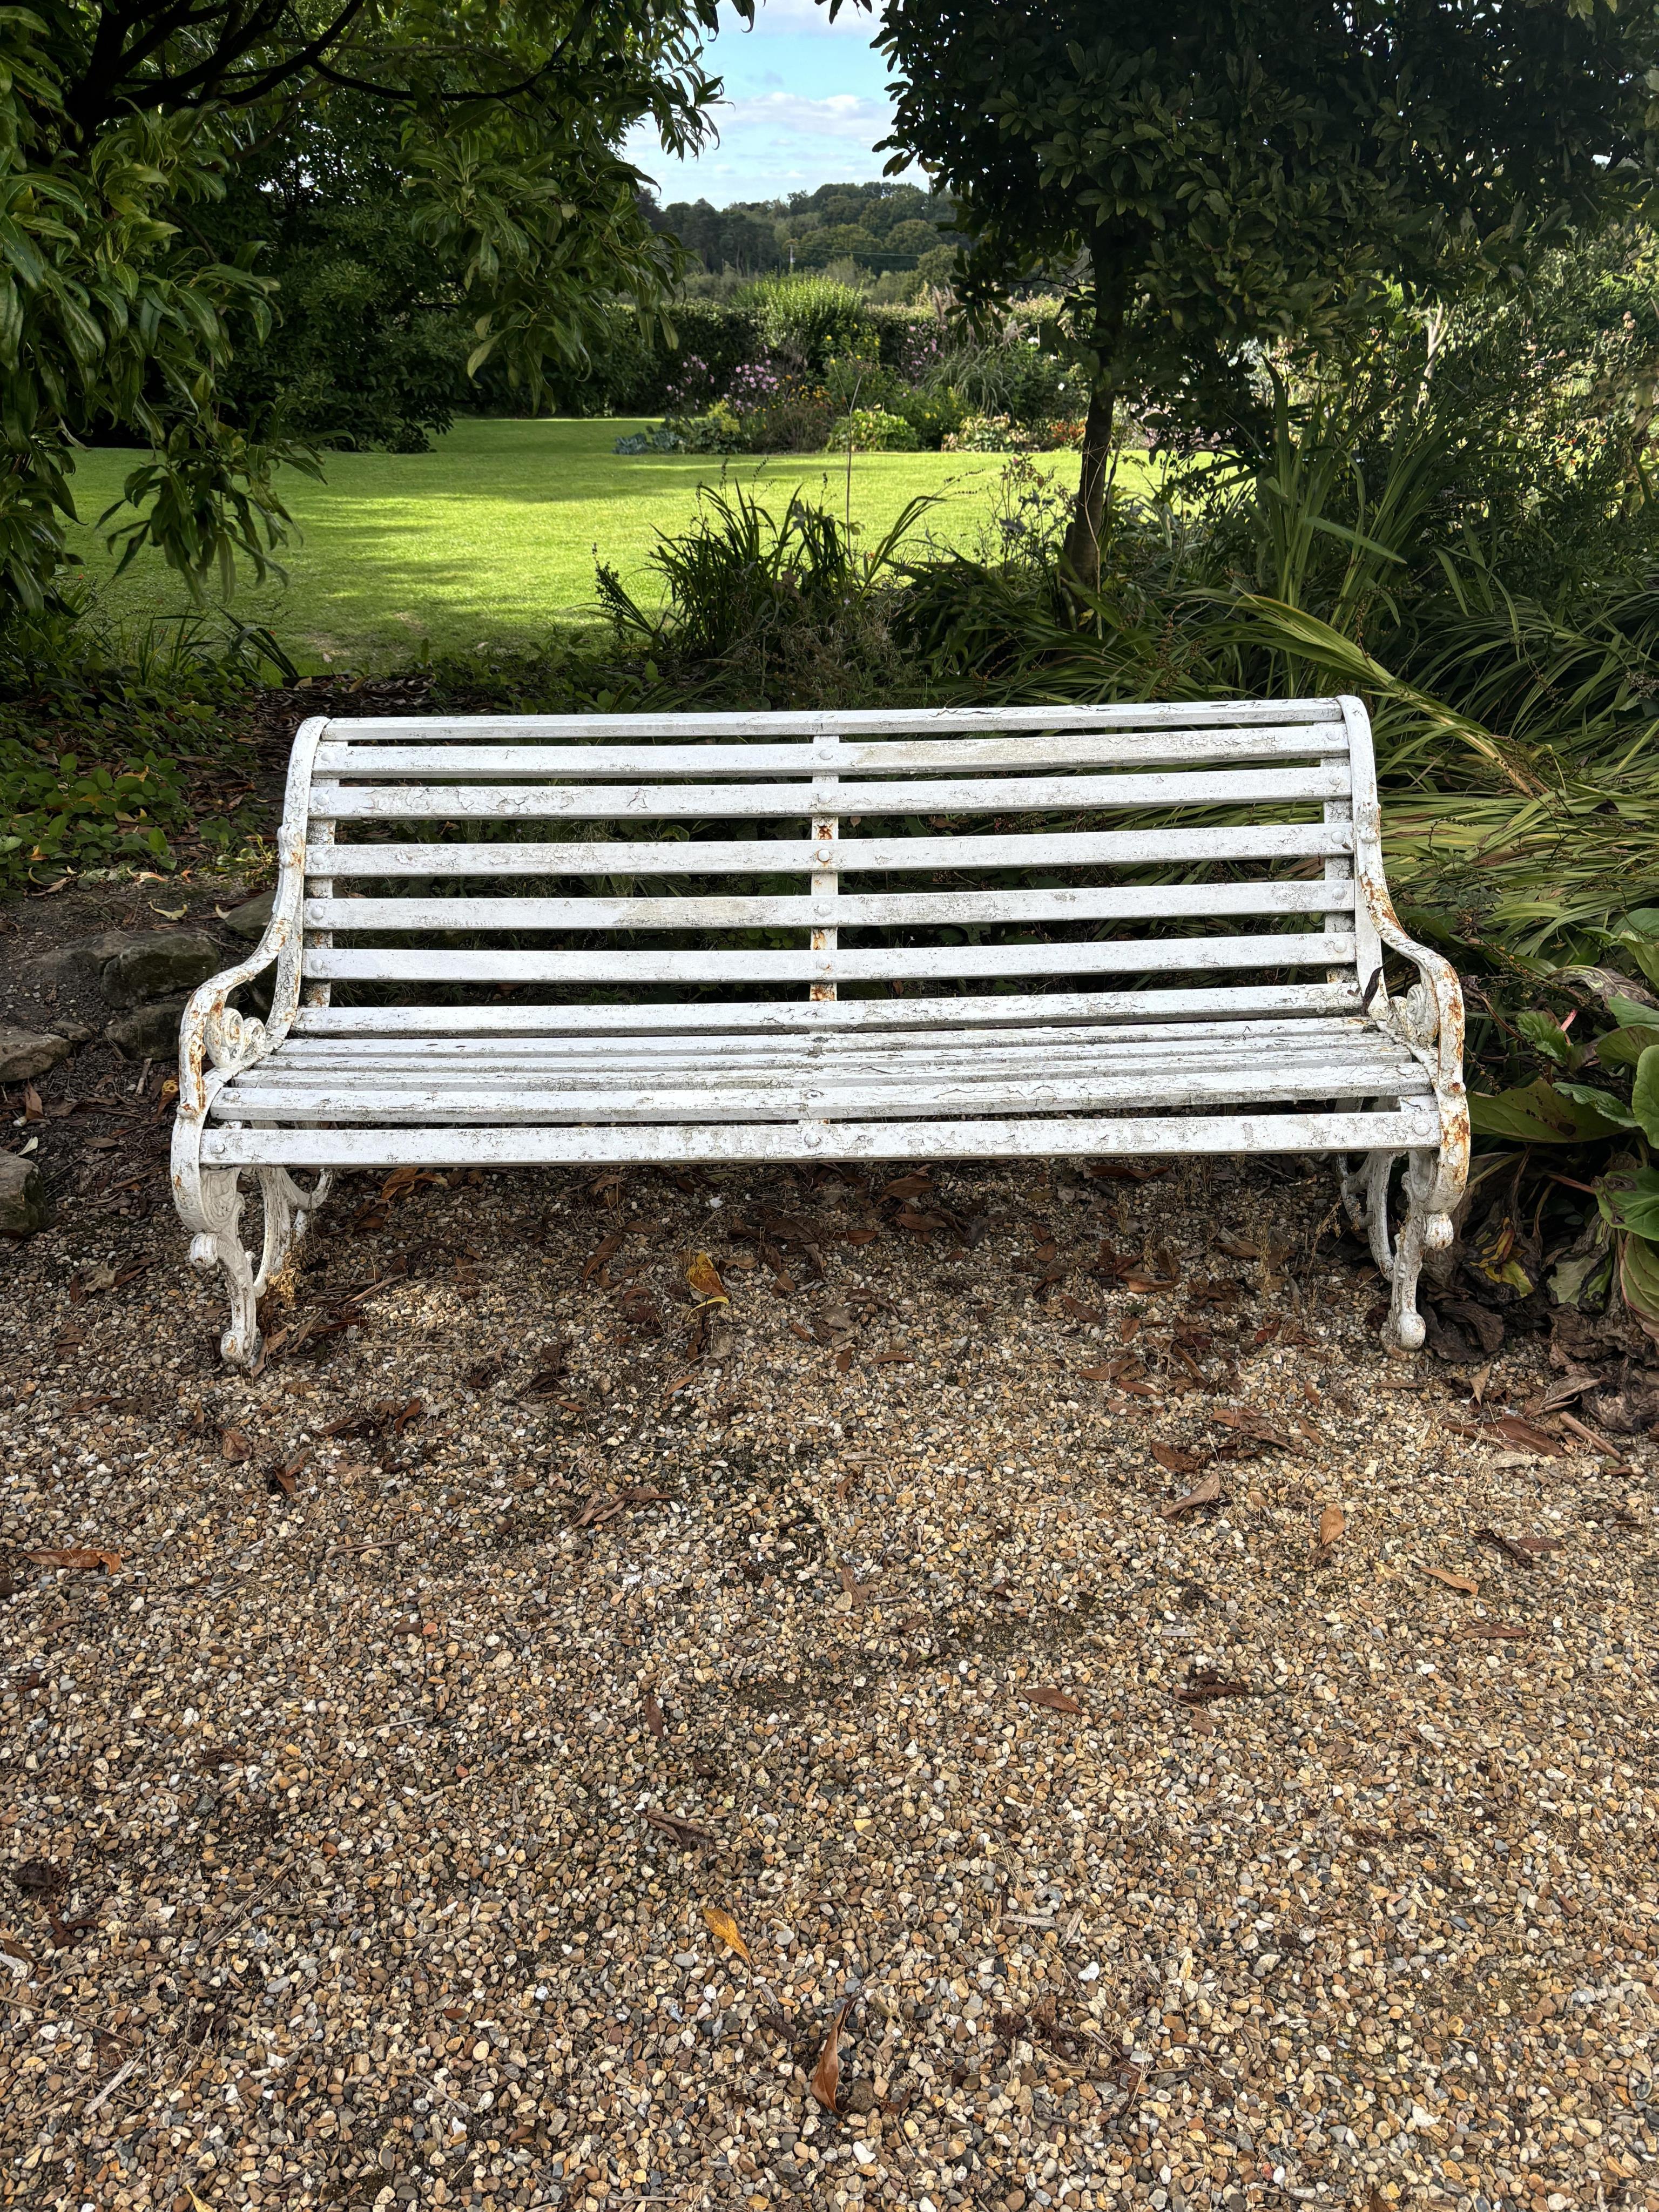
170;698;1467;1367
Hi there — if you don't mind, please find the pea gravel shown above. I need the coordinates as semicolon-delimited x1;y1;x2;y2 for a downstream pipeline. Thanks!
2;1140;1657;2212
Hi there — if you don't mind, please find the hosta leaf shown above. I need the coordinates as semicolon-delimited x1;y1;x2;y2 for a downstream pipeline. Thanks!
1468;1078;1624;1144
1633;1046;1659;1147
1594;1024;1659;1069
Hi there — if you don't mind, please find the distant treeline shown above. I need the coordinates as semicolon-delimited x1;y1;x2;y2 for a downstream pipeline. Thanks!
644;179;957;285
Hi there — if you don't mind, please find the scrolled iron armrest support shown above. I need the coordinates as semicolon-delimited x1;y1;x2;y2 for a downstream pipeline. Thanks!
176;903;304;1123
1357;888;1469;1235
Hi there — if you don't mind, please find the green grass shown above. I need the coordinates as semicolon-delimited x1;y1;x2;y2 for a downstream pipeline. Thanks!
59;417;1092;673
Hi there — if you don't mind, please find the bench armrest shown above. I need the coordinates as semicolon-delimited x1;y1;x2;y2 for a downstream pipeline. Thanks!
176;715;328;1122
1367;900;1466;1103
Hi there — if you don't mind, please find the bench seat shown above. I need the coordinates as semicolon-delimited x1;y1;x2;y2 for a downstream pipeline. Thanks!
171;698;1467;1365
206;1013;1435;1136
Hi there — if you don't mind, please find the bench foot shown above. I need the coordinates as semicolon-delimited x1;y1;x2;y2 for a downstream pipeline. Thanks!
184;1165;332;1370
1340;1146;1453;1353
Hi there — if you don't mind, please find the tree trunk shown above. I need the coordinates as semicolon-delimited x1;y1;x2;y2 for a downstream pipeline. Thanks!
1060;382;1116;599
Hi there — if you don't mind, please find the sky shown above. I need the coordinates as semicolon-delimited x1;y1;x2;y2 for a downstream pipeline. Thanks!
623;0;900;208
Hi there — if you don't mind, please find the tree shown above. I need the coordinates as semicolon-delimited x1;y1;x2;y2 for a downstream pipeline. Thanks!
850;0;1659;591
0;0;743;611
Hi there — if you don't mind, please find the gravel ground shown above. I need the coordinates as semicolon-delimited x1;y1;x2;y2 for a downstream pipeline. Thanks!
2;1138;1657;2212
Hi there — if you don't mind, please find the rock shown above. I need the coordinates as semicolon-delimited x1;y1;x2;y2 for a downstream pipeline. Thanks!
0;1027;71;1083
105;994;191;1061
0;1152;48;1237
223;888;276;942
100;930;220;1008
28;929;139;988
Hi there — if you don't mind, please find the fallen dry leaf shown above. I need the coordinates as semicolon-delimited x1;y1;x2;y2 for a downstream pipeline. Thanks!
882;1172;934;1201
1475;1527;1541;1570
1151;1442;1210;1478
582;1231;623;1284
1023;1685;1083;1714
1059;1293;1102;1325
221;1427;251;1464
1176;1668;1257;1705
1462;1620;1528;1641
25;1548;121;1574
685;1251;729;1304
810;2001;849;2115
643;1690;665;1741
1491;1415;1567;1458
1421;1564;1479;1596
1317;1503;1346;1548
703;1905;751;1966
1161;1469;1222;1518
643;1809;715;1845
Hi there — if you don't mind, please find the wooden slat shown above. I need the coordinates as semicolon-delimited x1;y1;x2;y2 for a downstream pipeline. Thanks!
255;1015;1411;1070
310;765;1350;824
238;1045;1427;1093
312;727;1347;780
301;880;1356;934
304;933;1358;986
213;1061;1433;1123
289;984;1366;1035
201;1102;1444;1171
306;823;1354;879
320;700;1347;742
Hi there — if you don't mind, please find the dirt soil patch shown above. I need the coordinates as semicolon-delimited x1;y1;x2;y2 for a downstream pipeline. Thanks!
1;1149;1655;2212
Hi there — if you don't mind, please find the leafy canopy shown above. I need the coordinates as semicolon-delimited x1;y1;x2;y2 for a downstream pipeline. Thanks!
0;0;741;609
856;0;1659;428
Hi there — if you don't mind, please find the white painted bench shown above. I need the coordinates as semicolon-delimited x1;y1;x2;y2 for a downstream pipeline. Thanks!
171;698;1467;1367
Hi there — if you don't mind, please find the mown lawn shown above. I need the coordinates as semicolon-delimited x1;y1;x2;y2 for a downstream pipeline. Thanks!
59;417;1098;673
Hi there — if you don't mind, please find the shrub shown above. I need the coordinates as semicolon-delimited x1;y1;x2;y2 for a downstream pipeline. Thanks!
664;402;746;454
893;385;969;449
824;408;921;453
736;277;874;374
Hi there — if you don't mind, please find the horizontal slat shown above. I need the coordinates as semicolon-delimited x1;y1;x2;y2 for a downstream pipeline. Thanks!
312;727;1346;780
311;765;1350;823
301;881;1355;934
253;1015;1411;1073
320;701;1348;741
201;1102;1443;1170
213;1062;1433;1123
306;824;1354;879
304;933;1358;985
289;984;1366;1035
236;1045;1425;1092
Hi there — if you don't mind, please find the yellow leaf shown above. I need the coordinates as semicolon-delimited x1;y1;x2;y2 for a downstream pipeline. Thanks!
703;1904;750;1965
1317;1504;1346;1548
686;1251;728;1304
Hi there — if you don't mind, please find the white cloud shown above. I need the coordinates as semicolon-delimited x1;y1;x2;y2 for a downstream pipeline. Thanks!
726;90;889;140
734;0;878;34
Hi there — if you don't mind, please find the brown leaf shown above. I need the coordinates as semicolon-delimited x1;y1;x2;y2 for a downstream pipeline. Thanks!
882;1172;934;1201
840;1227;880;1246
25;1547;121;1573
810;2001;849;2115
1024;1685;1083;1714
1491;1415;1567;1458
1210;1405;1306;1455
643;1691;665;1741
703;1905;751;1965
12;1857;66;1895
1176;1668;1257;1704
839;1564;867;1607
1421;1564;1480;1596
221;1427;251;1464
1317;1503;1346;1549
686;1251;729;1304
644;1809;715;1845
1215;1235;1260;1260
1151;1442;1210;1478
1059;1293;1102;1325
393;1398;423;1435
267;1466;297;1499
23;1084;43;1122
1161;1469;1222;1518
582;1231;623;1284
1461;1620;1528;1641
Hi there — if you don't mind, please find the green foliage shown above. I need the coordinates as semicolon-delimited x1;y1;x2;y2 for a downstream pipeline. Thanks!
737;278;874;375
823;407;921;453
861;0;1659;581
0;0;744;615
594;479;936;704
0;599;285;891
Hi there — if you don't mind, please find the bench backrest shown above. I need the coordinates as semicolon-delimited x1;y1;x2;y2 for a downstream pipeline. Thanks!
278;698;1387;1030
